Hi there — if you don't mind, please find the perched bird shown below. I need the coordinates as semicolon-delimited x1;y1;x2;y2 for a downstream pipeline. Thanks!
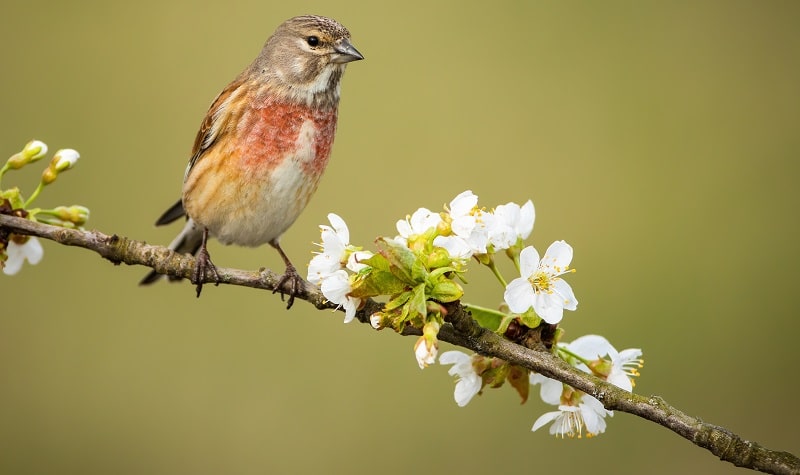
140;15;363;308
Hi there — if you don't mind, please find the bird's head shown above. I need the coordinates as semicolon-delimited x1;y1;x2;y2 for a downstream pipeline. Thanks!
253;15;364;107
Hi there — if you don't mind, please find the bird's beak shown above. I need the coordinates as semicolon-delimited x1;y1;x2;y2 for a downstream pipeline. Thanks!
331;39;364;64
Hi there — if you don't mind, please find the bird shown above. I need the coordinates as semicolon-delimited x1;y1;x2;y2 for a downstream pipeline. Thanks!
140;15;363;308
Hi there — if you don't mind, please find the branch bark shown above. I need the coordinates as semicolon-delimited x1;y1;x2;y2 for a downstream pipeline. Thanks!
2;213;797;475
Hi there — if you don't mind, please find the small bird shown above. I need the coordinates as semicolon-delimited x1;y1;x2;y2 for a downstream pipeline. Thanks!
140;15;363;308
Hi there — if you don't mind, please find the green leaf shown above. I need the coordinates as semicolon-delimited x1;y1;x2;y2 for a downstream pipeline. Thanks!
428;266;457;280
428;280;463;303
385;290;412;311
362;252;391;272
408;283;428;320
0;187;25;209
518;310;542;329
377;237;427;285
463;303;509;332
495;315;515;335
349;267;407;298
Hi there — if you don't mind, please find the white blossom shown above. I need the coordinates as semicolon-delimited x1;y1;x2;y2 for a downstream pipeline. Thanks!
395;207;442;245
3;237;43;275
437;190;493;257
308;213;351;285
319;269;361;323
414;336;437;369
440;351;482;407
564;335;643;391
489;200;535;250
531;394;612;438
503;241;577;324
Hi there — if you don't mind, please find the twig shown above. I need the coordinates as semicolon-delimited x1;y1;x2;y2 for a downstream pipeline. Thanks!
2;213;797;475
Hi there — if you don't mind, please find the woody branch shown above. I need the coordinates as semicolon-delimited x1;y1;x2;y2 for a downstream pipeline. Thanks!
1;213;797;475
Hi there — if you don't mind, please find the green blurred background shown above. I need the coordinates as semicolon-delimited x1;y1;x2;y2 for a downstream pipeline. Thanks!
1;1;798;473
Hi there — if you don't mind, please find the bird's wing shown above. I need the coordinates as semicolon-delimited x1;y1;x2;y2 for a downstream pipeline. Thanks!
184;77;248;181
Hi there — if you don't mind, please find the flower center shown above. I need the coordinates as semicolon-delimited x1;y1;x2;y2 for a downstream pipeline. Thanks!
557;409;584;439
529;271;555;293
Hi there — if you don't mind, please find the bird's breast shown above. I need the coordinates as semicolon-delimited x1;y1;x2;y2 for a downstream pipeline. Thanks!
182;100;341;247
237;102;338;178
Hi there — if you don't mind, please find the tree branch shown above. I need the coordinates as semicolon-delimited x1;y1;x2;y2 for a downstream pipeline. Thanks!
2;213;797;475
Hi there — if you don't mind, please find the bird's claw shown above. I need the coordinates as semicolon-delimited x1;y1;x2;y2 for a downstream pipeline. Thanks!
193;246;220;298
273;263;304;309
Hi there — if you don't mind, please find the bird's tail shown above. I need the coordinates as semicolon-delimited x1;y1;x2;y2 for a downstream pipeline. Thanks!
139;200;203;285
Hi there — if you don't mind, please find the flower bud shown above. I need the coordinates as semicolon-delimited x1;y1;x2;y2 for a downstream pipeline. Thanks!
405;234;427;253
414;320;441;369
369;313;383;329
23;140;48;161
53;149;80;172
426;247;451;268
429;280;463;303
40;149;80;185
5;140;48;169
436;215;452;236
414;335;437;369
53;205;91;226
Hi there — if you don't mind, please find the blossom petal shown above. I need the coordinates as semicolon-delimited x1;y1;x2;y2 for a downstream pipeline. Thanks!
449;190;478;217
450;214;477;239
494;202;520;226
346;250;373;273
3;247;25;275
580;395;611;435
530;374;563;405
396;219;412;238
491;203;519;250
488;223;516;250
518;246;540;278
607;371;633;392
440;351;482;406
618;348;643;362
341;297;359;323
531;410;562;432
541;240;573;273
517;200;535;239
25;238;44;265
453;375;482;407
461;221;490;254
307;253;337;284
409;207;441;234
327;213;349;244
439;350;470;366
3;238;43;275
414;338;437;369
567;335;612;360
320;270;351;304
532;291;565;324
433;235;473;259
504;277;535;314
551;278;578;311
319;226;346;260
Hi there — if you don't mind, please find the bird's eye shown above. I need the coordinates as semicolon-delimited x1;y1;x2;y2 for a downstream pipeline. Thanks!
306;36;320;47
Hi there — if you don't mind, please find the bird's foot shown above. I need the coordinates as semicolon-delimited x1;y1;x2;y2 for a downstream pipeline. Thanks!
193;246;220;298
273;263;304;309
